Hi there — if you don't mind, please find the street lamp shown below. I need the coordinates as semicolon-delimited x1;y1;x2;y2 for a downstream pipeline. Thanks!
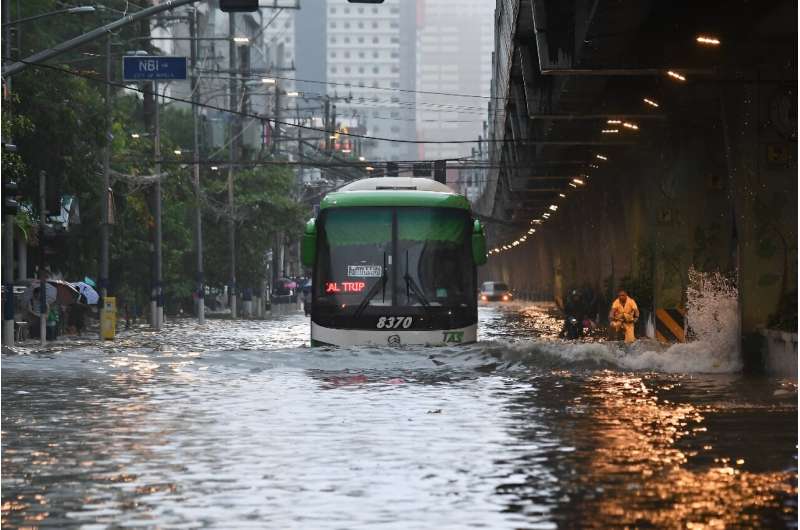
2;6;96;27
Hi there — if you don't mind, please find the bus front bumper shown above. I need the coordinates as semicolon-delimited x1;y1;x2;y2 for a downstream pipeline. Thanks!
311;322;477;347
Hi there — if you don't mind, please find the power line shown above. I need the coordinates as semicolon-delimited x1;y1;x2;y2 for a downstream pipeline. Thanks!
1;57;511;145
195;69;506;101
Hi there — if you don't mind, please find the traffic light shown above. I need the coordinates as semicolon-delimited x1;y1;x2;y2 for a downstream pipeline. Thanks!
433;160;447;184
3;180;18;216
386;161;399;177
219;0;259;12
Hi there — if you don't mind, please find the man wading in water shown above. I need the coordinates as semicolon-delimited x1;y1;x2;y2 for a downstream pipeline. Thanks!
609;290;639;343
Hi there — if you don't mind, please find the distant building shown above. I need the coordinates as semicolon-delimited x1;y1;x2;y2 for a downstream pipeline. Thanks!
325;0;417;163
415;0;494;163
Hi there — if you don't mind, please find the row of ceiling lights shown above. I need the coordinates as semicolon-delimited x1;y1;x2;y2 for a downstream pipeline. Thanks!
487;34;721;258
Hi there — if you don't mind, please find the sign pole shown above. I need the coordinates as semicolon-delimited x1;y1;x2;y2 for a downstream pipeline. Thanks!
154;80;163;330
190;8;205;325
123;56;186;330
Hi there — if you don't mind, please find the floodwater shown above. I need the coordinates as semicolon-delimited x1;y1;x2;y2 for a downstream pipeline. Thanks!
2;303;797;529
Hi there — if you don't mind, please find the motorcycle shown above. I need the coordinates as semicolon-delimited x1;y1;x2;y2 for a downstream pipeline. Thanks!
563;315;583;340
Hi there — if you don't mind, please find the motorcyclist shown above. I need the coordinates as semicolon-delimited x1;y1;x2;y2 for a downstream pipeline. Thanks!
562;289;585;339
609;290;639;343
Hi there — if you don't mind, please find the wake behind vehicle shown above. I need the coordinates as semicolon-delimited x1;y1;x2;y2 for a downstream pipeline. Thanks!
480;281;512;302
301;177;487;346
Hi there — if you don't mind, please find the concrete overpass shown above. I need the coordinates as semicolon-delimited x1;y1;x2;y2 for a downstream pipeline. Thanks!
476;0;797;352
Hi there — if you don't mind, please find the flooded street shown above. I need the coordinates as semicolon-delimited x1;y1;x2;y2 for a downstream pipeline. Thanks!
2;303;797;529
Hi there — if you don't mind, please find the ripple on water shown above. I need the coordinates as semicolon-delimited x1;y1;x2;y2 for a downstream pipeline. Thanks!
2;305;796;529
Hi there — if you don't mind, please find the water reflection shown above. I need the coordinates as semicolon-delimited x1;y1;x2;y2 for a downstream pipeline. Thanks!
495;371;798;528
2;306;797;529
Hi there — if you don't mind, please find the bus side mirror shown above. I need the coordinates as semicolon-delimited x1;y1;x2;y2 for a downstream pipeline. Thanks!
472;220;487;265
301;218;317;268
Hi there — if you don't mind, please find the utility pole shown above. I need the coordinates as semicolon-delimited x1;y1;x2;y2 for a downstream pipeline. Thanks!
331;103;337;146
190;6;204;325
296;110;303;183
323;97;331;153
272;82;281;155
153;81;163;330
227;13;237;319
38;171;46;346
100;35;111;313
2;0;15;345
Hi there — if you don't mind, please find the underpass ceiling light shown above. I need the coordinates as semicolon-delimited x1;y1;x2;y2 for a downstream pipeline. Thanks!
130;133;140;139
493;248;500;253
569;183;577;188
589;163;599;169
595;154;608;161
532;219;542;224
528;229;535;234
643;98;659;108
602;129;619;134
232;37;249;44
342;148;352;153
667;70;687;82
607;119;622;125
512;241;519;246
542;213;551;219
623;122;639;130
286;91;301;97
520;236;527;242
173;149;182;155
559;193;566;198
210;166;219;171
261;77;276;84
572;178;585;185
358;156;366;161
549;204;558;211
696;35;721;46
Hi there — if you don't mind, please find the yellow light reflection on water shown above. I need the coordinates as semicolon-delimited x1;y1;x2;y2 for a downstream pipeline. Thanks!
578;373;796;527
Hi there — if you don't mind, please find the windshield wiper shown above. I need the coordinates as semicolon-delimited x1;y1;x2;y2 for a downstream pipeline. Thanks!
404;273;431;308
404;250;431;309
354;254;387;319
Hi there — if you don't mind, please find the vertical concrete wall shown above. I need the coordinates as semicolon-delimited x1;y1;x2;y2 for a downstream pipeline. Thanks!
484;79;795;335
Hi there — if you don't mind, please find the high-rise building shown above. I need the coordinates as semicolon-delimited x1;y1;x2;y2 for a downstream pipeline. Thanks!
325;0;417;163
415;0;494;163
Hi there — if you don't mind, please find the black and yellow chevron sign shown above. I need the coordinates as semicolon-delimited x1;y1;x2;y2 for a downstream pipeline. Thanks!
655;308;686;343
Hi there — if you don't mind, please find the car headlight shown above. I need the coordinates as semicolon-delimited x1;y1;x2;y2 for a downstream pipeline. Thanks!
481;295;487;301
502;295;508;301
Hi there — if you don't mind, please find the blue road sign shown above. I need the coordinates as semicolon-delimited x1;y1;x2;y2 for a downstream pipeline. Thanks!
122;56;187;81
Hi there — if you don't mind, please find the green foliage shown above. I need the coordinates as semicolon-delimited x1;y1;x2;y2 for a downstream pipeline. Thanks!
5;7;308;314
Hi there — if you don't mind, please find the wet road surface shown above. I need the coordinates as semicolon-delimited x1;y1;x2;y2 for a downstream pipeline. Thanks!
2;303;797;529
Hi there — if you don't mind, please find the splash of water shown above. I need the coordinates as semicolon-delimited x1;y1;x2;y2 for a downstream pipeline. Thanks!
488;268;742;374
620;267;741;373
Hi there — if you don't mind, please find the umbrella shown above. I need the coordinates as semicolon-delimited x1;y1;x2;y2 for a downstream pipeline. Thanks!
47;280;81;306
71;281;99;305
23;281;57;316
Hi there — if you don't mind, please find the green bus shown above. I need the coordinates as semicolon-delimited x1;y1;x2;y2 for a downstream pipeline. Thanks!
301;177;487;346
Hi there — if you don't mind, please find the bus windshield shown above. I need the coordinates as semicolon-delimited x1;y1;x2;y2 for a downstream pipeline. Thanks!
315;206;475;310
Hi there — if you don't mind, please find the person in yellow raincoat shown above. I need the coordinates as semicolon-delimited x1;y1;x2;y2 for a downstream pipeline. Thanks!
609;290;639;343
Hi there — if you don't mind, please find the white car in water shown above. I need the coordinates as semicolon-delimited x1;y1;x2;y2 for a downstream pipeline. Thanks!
480;281;513;302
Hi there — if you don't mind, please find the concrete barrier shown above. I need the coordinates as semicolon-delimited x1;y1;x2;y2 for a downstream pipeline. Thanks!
760;328;798;377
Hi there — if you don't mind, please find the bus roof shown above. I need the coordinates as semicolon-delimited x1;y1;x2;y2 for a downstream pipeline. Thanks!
320;177;470;211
